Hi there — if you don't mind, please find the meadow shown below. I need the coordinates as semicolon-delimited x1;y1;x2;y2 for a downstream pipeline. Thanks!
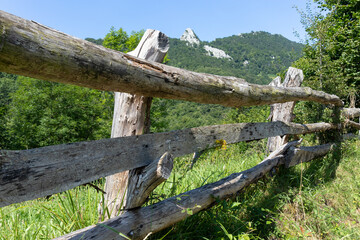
1;138;359;239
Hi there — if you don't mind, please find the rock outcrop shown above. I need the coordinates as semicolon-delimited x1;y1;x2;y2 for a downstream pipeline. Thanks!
180;28;232;60
204;45;232;60
180;28;200;46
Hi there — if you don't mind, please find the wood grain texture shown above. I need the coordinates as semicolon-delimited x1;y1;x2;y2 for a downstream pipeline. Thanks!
345;120;360;130
101;29;169;219
267;68;304;152
0;121;336;207
0;11;343;107
55;140;334;240
342;108;360;118
285;144;334;168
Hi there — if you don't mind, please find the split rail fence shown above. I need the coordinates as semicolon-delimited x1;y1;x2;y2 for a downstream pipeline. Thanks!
1;10;360;239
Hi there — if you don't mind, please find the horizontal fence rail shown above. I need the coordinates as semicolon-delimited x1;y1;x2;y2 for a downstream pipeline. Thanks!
0;11;343;108
0;121;337;207
342;108;360;118
55;140;335;240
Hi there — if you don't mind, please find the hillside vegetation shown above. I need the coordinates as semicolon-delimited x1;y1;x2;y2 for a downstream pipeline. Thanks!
168;31;303;85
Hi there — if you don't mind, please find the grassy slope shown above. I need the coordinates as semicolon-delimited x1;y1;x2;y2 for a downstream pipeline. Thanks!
1;139;359;239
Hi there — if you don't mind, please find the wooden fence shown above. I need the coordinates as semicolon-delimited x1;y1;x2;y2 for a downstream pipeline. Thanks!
1;10;359;240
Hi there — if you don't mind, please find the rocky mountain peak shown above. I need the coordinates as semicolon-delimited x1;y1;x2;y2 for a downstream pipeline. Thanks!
180;28;200;46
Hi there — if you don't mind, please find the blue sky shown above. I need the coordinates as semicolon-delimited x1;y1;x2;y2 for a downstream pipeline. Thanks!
1;0;312;43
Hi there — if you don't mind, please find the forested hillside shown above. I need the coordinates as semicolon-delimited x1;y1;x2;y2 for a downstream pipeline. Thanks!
168;31;303;85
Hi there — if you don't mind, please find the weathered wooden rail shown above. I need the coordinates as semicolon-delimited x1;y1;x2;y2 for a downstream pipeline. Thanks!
0;10;343;108
0;10;358;240
0;121;337;207
55;140;335;240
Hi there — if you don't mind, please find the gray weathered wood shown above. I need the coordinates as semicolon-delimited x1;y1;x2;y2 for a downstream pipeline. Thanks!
124;152;173;209
345;120;360;130
54;141;299;240
342;108;360;118
0;11;343;107
101;29;169;220
0;121;336;207
56;139;335;240
285;144;334;168
267;67;304;152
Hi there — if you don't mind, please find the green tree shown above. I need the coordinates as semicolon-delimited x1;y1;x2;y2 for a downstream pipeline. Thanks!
2;27;148;150
0;74;18;149
85;37;103;45
5;77;113;149
102;27;144;53
292;0;360;129
294;0;360;102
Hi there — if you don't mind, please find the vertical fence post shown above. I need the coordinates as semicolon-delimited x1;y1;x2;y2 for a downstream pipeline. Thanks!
267;67;304;152
99;30;170;220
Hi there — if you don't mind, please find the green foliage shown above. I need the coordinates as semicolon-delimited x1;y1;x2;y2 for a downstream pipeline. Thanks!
102;27;144;53
167;32;303;85
225;106;270;124
0;74;18;149
151;99;232;131
84;37;103;45
0;28;148;150
4;77;113;149
294;0;360;104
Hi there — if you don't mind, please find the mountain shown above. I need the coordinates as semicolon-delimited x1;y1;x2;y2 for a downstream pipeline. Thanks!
168;28;304;85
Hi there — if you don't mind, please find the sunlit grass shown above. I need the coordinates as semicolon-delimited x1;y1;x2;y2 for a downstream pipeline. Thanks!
1;139;359;239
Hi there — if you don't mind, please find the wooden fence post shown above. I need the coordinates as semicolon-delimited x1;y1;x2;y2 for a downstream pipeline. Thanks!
99;29;169;220
267;67;304;152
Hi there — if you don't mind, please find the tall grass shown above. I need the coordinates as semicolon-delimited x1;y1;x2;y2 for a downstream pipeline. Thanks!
0;185;103;239
1;139;359;239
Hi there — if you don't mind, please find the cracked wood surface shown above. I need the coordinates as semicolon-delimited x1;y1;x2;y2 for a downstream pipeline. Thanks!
0;11;343;107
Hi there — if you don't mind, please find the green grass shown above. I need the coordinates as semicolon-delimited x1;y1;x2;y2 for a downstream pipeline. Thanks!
0;185;103;239
1;139;360;239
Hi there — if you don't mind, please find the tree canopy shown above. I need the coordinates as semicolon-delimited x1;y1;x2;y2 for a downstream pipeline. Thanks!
293;0;360;127
102;27;144;53
0;27;145;150
294;0;360;101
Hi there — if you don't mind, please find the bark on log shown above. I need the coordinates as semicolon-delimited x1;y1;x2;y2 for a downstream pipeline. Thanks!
55;140;334;240
0;121;336;207
342;108;360;118
284;144;334;168
101;29;169;220
0;11;343;107
345;120;360;130
267;68;304;152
